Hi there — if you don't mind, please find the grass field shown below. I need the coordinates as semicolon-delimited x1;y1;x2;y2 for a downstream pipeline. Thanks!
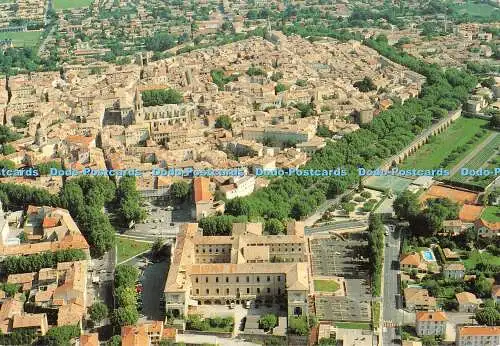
450;134;499;184
53;0;93;9
452;2;500;18
481;206;500;223
400;117;490;170
0;31;42;47
116;237;151;263
314;279;340;292
334;322;371;330
464;250;500;270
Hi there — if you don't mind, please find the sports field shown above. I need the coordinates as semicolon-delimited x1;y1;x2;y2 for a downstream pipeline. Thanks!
450;134;499;185
481;206;500;223
364;175;413;193
399;117;491;170
53;0;93;9
0;31;42;47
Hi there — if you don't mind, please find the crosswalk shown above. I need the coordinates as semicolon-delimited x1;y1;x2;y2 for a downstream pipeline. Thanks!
384;320;400;328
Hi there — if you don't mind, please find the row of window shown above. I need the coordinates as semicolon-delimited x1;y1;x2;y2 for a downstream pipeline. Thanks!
193;287;281;296
194;275;281;284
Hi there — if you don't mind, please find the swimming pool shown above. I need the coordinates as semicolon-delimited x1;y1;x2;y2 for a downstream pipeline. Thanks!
422;249;436;262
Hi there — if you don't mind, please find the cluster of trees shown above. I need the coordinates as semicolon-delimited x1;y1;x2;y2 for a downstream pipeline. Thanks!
198;215;248;236
0;328;37;345
111;265;139;327
35;161;62;175
59;177;116;257
1;144;15;156
37;325;80;346
215;115;232;130
295;102;315;118
367;216;384;296
145;32;177;52
0;282;20;297
186;315;234;332
210;69;238;90
475;300;500;326
316;125;333;138
288;315;310;336
0;125;22;145
89;301;109;326
2;249;87;275
115;177;145;227
394;192;459;236
170;181;190;202
353;76;377;92
141;88;183;107
0;183;57;209
264;218;285;235
491;114;500;128
259;313;278;331
11;115;32;129
275;83;287;94
246;66;266;76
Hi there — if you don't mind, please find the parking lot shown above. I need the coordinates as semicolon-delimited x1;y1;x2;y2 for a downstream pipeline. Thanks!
134;257;170;322
122;201;193;241
310;233;372;322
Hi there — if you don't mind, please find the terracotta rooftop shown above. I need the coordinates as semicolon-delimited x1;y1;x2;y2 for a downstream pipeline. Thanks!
458;326;500;337
416;311;448;322
193;177;212;202
80;333;99;346
456;291;479;304
400;252;421;267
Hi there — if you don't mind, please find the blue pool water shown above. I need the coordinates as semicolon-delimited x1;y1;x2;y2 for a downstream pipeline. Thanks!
422;249;436;262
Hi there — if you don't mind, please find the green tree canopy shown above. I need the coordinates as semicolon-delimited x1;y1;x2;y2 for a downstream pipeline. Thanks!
89;301;108;324
259;313;278;331
475;307;500;326
141;88;183;106
215;115;232;130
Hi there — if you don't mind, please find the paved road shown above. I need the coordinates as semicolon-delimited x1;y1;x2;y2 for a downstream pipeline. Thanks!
177;334;260;346
449;132;499;177
382;225;402;346
139;260;169;321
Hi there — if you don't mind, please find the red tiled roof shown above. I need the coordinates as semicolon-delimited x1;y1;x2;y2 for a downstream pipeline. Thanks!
193;177;212;203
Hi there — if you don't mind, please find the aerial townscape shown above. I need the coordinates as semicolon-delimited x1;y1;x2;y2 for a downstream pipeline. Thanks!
0;0;499;345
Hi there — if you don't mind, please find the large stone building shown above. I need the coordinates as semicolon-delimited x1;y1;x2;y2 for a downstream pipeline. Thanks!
456;326;500;346
164;221;310;318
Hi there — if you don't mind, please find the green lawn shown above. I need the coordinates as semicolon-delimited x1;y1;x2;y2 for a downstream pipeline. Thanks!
399;117;490;170
450;135;499;185
53;0;93;9
452;2;500;18
464;250;500;270
334;322;371;330
116;237;151;263
314;279;341;292
0;31;42;47
481;206;500;223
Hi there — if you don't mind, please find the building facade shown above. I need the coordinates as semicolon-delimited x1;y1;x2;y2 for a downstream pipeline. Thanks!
164;222;310;318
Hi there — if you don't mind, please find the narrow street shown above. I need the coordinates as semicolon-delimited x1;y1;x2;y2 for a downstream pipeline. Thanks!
382;225;402;346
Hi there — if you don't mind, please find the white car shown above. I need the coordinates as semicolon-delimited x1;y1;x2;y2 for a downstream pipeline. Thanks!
166;206;174;211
